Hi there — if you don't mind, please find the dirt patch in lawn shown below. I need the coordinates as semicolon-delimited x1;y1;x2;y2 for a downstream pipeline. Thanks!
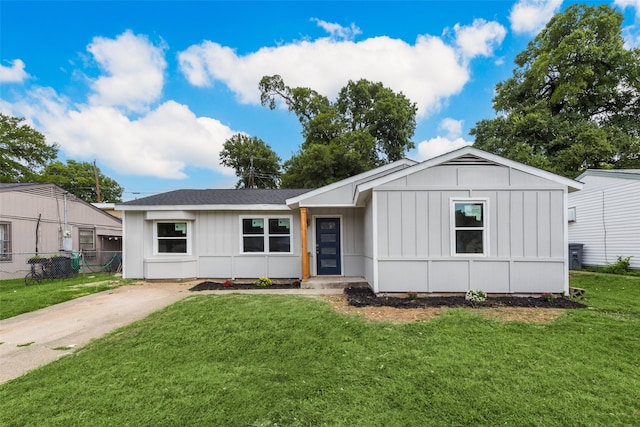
320;287;586;324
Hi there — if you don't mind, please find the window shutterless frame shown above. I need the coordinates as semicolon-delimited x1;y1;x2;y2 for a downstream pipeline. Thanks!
154;221;191;255
0;222;11;261
450;198;488;257
239;215;293;254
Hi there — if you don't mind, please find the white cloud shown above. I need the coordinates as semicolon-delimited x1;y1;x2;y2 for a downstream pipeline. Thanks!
9;91;236;179
3;32;236;180
509;0;562;35
0;59;29;83
178;21;505;118
615;0;640;18
415;118;473;160
453;19;507;62
622;25;640;48
311;18;362;41
87;30;167;112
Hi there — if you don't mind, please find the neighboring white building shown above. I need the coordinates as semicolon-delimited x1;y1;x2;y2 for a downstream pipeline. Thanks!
118;147;582;295
568;169;640;270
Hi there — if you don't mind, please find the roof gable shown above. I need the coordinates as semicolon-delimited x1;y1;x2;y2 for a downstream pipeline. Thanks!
286;158;418;207
356;146;582;197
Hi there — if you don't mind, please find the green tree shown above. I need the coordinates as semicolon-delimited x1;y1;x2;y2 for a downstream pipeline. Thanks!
471;4;640;178
259;75;417;188
0;114;58;182
219;134;282;188
37;160;123;203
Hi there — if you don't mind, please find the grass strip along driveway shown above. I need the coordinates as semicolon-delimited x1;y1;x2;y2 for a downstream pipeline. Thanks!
0;273;132;320
1;273;639;426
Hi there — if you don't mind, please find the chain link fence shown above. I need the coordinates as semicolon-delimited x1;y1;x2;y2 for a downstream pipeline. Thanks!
0;251;122;281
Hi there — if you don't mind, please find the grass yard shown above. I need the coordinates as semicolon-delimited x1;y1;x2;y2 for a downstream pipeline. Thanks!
0;273;132;320
0;272;639;426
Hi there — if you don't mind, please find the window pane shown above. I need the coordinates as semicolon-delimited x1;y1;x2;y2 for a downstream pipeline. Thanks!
79;229;95;250
243;236;264;252
268;236;290;252
321;259;337;268
158;223;187;237
321;247;336;255
456;230;483;254
320;221;336;230
0;223;9;261
269;218;290;234
243;219;264;234
158;239;187;253
320;233;336;243
455;203;483;227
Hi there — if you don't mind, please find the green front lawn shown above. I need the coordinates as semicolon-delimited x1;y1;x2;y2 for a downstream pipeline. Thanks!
0;273;133;320
0;273;639;426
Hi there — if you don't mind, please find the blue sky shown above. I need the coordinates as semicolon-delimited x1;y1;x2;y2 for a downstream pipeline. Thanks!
1;1;639;200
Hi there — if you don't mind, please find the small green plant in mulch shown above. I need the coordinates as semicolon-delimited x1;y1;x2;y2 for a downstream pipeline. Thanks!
406;292;418;300
541;292;554;302
254;277;273;287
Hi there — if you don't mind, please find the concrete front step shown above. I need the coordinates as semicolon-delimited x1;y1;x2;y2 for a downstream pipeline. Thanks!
302;276;369;290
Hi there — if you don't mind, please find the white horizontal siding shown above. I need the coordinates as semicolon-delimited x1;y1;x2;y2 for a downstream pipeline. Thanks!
568;179;640;269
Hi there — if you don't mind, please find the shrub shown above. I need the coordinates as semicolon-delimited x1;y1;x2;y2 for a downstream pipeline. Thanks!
222;279;234;287
406;292;418;300
540;292;554;302
254;277;272;287
465;289;487;304
603;256;633;275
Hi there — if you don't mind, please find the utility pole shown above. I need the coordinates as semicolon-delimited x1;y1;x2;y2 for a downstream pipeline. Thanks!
93;160;102;202
250;156;255;188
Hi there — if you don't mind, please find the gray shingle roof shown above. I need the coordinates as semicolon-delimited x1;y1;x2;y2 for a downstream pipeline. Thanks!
120;188;312;206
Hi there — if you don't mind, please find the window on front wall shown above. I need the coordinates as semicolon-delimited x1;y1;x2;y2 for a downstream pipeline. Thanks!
79;229;95;251
242;217;291;253
156;222;189;254
453;201;486;255
0;222;11;261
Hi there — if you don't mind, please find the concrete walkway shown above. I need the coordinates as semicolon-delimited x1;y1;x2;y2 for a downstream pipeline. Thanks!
0;283;343;384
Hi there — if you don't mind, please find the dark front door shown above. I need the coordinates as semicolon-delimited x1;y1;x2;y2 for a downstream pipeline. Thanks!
316;218;341;275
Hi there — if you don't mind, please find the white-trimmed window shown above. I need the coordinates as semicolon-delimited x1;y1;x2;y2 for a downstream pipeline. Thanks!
155;221;190;254
452;200;486;256
0;222;11;261
79;228;96;251
241;216;292;253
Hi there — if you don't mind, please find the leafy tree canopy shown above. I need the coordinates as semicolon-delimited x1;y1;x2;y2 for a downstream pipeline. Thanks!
0;114;58;182
259;75;417;188
471;4;640;178
37;160;124;203
220;134;282;188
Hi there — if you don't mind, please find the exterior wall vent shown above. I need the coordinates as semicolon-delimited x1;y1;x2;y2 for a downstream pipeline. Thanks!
442;154;499;167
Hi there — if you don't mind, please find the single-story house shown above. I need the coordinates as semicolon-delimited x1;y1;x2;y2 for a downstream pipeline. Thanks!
118;146;582;294
568;169;640;270
0;182;123;279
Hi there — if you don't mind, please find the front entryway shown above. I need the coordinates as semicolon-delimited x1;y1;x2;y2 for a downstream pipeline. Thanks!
316;217;341;275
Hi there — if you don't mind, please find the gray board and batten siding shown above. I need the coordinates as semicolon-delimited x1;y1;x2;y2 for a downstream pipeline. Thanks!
119;189;310;280
366;154;574;294
118;147;581;295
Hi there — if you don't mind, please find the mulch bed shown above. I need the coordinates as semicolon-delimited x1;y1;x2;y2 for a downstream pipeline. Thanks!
345;286;587;309
190;281;301;291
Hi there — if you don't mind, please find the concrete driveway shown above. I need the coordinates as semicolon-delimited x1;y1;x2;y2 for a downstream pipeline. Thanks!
0;282;343;384
0;282;193;384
